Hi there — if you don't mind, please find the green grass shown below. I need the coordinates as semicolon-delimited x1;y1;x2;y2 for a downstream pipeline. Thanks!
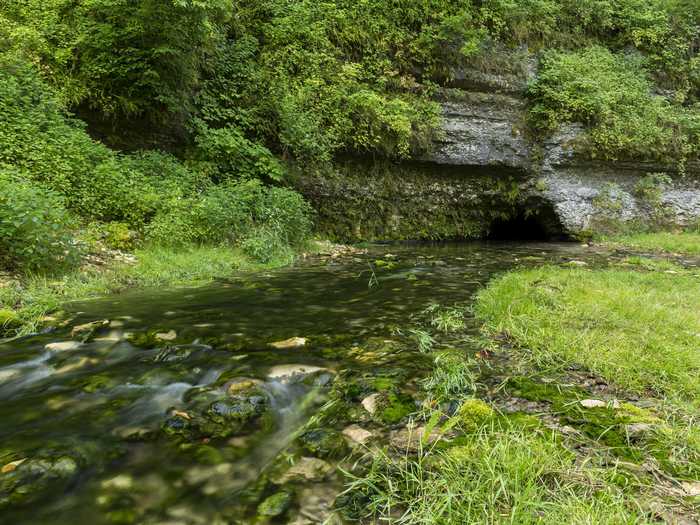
474;266;700;408
343;425;649;524
0;245;291;337
604;231;700;255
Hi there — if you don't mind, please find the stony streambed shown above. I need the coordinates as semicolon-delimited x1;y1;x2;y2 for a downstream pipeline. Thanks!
0;242;635;524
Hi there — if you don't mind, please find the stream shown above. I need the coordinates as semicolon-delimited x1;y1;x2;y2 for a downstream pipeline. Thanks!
0;242;622;524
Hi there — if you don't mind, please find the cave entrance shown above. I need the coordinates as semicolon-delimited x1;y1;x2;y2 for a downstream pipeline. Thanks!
486;201;569;241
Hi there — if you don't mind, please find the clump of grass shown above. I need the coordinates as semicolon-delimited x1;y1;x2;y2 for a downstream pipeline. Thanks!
475;266;700;408
340;427;648;524
407;328;435;353
423;350;479;401
423;303;467;332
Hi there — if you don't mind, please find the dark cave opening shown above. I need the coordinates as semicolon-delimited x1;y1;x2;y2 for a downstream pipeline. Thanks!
486;202;570;241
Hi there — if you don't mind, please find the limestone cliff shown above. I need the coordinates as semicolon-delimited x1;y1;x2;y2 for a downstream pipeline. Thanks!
298;62;700;241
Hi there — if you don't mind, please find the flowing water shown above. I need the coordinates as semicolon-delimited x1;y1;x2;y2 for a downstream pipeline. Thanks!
0;242;621;524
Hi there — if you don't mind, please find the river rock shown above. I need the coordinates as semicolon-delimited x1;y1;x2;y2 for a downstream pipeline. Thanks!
0;369;19;382
267;364;330;379
155;330;177;342
70;319;109;339
361;393;382;415
273;457;333;484
45;341;83;352
389;425;441;451
270;337;307;349
226;378;263;396
288;485;340;524
342;425;373;445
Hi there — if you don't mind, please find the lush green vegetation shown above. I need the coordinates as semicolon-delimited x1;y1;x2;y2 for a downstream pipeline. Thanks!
1;1;700;328
341;258;700;523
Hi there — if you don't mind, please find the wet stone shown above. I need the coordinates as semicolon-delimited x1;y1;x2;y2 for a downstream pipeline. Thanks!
272;457;333;484
155;330;177;342
342;425;373;446
45;341;83;352
71;319;110;340
270;337;307;349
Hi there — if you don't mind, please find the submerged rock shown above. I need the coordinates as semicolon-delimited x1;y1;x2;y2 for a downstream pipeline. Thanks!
155;330;177;342
0;455;80;509
270;337;307;349
71;319;109;340
272;457;333;484
267;364;330;379
298;429;349;459
45;341;83;352
226;378;263;396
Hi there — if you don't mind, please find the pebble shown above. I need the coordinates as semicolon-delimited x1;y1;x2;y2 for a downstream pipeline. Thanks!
155;330;177;341
342;425;373;445
361;393;382;415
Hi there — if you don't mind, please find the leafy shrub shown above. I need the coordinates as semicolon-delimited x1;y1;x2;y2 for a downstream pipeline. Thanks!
528;46;699;163
145;180;313;250
194;125;285;182
0;58;208;229
240;228;294;264
0;170;79;274
102;223;137;251
1;0;230;122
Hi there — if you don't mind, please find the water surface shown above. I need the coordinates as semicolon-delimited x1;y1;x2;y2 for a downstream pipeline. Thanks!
0;242;612;523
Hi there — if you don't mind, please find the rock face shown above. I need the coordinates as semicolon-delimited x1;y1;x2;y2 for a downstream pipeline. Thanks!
298;61;700;241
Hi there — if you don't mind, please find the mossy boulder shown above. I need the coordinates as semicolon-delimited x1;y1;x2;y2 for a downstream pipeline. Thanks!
0;455;79;510
257;491;293;518
163;386;270;441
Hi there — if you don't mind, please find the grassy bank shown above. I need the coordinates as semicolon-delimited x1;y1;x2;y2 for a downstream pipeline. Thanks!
341;258;700;523
602;231;700;255
0;245;294;338
475;266;700;408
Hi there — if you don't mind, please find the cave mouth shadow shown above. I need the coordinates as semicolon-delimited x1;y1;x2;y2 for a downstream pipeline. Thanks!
486;203;570;242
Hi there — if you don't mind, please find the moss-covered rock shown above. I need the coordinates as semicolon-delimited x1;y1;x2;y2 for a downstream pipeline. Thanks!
456;399;495;431
298;429;349;459
257;491;293;518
